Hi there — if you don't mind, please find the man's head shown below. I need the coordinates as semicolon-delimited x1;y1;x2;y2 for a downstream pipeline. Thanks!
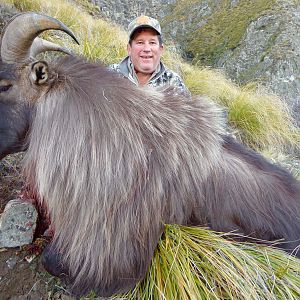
127;16;164;76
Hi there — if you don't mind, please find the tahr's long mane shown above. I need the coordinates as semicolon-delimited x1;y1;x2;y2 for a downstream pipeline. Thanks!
23;56;225;292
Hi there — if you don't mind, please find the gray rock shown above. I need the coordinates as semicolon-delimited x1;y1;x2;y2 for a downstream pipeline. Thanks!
5;256;18;269
0;199;37;248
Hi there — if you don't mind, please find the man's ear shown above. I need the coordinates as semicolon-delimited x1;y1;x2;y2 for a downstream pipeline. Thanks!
127;43;132;56
30;61;49;85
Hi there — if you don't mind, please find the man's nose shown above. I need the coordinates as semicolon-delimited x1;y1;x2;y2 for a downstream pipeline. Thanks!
142;43;151;51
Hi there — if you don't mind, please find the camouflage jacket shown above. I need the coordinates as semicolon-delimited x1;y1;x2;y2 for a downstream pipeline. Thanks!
109;56;189;94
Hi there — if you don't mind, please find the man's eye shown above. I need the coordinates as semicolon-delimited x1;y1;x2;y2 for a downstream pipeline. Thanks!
0;84;12;92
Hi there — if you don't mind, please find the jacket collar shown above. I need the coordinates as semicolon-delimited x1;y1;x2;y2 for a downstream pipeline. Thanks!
119;56;166;85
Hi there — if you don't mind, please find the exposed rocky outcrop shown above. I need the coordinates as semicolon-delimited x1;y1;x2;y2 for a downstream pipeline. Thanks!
90;0;176;26
215;1;300;114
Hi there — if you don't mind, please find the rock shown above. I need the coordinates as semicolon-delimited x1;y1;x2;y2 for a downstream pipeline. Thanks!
0;199;37;248
5;256;18;269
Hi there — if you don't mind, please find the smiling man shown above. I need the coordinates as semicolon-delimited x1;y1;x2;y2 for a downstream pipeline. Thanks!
110;15;189;93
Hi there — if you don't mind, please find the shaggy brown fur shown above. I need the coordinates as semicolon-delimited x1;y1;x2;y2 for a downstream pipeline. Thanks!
19;55;300;297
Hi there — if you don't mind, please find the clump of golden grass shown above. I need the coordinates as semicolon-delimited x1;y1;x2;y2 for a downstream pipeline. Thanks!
118;225;300;300
181;63;299;151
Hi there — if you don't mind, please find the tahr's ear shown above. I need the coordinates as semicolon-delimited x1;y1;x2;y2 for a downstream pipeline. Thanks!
30;61;49;85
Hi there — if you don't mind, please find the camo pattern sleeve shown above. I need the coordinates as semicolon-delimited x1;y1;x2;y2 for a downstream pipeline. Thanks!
108;63;121;73
148;68;190;96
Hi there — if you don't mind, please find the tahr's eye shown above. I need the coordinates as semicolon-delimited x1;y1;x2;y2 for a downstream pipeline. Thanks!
0;84;12;92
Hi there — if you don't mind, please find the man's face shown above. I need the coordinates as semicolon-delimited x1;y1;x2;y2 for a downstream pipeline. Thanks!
127;28;163;75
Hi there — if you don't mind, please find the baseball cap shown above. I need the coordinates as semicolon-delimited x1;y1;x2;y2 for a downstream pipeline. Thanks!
128;15;161;39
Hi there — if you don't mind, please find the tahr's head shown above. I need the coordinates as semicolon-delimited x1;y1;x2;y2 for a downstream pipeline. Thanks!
0;12;78;159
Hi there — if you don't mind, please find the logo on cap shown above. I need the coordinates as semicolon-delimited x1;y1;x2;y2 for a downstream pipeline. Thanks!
136;16;151;25
128;15;162;39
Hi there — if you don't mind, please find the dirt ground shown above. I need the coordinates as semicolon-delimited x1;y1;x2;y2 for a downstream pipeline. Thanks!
0;154;71;300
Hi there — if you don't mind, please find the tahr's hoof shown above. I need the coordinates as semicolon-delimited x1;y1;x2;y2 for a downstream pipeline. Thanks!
41;244;69;278
42;245;82;296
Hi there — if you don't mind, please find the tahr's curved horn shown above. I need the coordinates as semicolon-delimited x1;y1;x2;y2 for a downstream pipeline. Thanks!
30;37;73;57
1;12;79;63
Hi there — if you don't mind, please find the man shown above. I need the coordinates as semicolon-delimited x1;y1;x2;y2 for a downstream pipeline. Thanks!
110;15;189;93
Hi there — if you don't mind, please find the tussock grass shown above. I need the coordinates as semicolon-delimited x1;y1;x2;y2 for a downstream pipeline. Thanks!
117;225;300;300
182;63;299;150
3;0;300;151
